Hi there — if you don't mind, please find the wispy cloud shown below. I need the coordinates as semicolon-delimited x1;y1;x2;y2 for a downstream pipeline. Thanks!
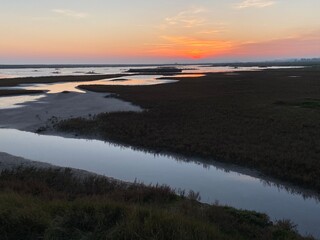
52;9;88;18
235;0;276;9
158;7;227;34
163;7;208;28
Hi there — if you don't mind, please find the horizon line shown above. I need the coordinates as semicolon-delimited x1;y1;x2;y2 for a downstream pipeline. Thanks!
0;57;319;67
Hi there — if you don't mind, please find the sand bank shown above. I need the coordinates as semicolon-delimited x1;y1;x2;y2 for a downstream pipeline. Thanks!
0;91;142;132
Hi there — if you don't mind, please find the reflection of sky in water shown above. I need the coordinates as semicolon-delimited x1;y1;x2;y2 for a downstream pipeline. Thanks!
0;65;304;79
100;78;177;86
0;74;17;79
0;67;123;79
23;82;87;94
2;75;178;96
0;66;175;79
0;65;302;109
0;65;277;99
0;128;319;237
170;73;205;78
0;65;304;104
0;73;180;108
0;94;46;109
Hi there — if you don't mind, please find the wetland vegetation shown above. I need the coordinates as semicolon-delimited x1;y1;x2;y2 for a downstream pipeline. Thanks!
0;167;312;240
56;67;320;192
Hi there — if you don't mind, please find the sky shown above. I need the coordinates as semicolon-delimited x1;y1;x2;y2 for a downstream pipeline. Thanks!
0;0;319;64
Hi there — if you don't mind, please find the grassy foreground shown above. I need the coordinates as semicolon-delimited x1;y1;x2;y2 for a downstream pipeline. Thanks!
0;167;311;240
56;67;320;192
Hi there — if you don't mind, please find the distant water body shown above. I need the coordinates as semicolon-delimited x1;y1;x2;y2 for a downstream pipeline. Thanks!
0;64;303;79
0;65;302;109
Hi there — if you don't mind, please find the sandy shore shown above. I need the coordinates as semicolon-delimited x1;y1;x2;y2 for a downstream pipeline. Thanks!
0;91;142;132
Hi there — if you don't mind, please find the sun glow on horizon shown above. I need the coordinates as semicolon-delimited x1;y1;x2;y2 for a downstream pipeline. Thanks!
0;0;319;63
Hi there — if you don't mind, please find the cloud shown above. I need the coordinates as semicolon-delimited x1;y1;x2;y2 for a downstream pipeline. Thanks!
235;0;276;9
52;9;88;18
162;7;208;28
158;7;227;34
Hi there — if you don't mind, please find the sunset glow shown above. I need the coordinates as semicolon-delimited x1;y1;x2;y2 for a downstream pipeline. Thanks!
0;0;319;63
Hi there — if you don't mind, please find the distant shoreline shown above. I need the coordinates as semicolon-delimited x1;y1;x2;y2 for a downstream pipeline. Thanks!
0;59;319;69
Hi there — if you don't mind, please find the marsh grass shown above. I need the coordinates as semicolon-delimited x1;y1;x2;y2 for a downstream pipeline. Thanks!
56;67;320;192
274;98;320;109
0;168;312;240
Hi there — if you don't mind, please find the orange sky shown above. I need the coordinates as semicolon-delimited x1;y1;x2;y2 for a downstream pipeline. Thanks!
0;0;319;63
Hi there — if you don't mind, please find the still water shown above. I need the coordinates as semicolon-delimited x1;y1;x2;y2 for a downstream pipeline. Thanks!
0;65;294;79
0;65;301;109
0;128;319;237
0;74;179;109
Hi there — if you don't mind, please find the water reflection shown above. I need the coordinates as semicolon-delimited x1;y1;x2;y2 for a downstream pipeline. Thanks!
0;74;179;109
0;74;16;79
0;94;46;109
99;75;178;86
0;128;318;237
0;65;303;79
168;73;206;78
150;150;320;202
99;139;320;203
6;75;178;95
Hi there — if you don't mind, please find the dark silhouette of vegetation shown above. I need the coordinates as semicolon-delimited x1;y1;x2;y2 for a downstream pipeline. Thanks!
274;98;320;109
0;89;45;96
0;167;312;240
56;67;320;192
0;74;126;87
127;67;182;74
